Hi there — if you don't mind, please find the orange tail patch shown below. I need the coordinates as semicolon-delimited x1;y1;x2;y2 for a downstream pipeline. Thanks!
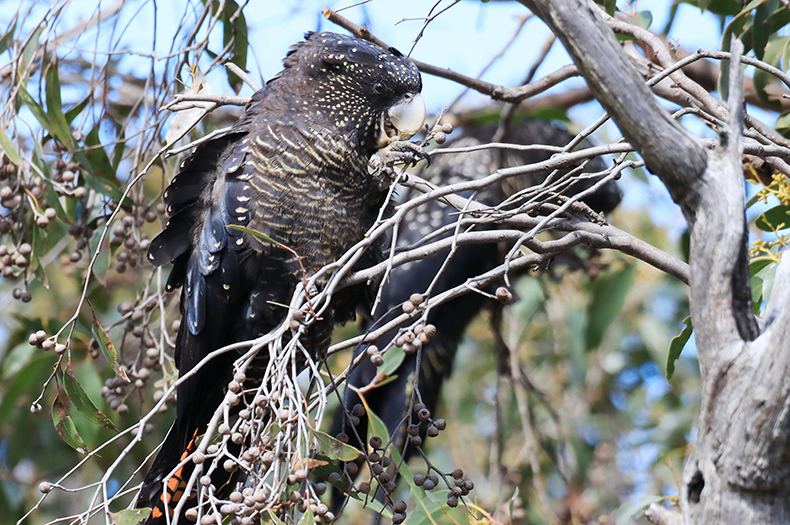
150;431;200;521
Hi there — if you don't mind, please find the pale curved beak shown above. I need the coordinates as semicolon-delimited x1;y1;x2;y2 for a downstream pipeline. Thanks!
377;93;426;148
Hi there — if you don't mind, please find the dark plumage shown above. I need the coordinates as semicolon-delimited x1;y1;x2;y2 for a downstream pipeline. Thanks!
139;32;425;523
332;120;621;510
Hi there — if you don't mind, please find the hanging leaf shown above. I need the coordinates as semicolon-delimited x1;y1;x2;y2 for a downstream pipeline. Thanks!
379;345;405;378
666;316;693;381
0;128;22;166
52;394;89;453
111;508;151;525
60;368;117;431
45;62;76;150
89;307;129;382
311;428;362;462
220;0;249;93
584;264;635;350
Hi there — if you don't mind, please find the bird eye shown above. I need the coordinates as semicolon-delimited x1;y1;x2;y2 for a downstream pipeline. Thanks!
373;81;386;94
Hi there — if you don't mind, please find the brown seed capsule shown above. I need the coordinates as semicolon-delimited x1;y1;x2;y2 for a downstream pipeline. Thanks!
351;403;365;418
402;301;415;314
495;286;514;304
451;468;464;479
358;482;371;494
369;436;382;449
433;131;446;144
426;425;439;438
413;474;426;486
370;354;384;366
446;495;458;507
365;345;379;355
442;123;454;134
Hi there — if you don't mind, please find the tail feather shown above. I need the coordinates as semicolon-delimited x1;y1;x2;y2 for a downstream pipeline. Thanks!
138;429;199;524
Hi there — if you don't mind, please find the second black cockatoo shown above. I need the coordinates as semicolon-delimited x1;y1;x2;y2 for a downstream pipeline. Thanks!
138;32;425;523
332;120;622;509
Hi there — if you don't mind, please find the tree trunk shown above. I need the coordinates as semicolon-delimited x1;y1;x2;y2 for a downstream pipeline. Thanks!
522;0;790;522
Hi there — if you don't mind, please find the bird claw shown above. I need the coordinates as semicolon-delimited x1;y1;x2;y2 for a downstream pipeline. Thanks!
369;140;430;188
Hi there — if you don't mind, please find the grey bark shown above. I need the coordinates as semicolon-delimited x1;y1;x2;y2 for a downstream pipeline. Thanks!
523;0;790;523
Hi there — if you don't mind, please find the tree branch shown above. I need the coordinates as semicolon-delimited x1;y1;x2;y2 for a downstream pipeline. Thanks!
522;0;708;208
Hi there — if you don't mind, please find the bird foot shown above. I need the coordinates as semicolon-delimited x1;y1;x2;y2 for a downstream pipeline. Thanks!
369;140;429;188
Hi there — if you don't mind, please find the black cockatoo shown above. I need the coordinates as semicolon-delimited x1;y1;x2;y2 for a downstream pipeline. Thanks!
332;120;621;508
138;32;425;523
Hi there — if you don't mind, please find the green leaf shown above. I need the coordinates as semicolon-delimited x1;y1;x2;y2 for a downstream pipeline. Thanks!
666;316;692;381
21;24;44;69
752;0;779;60
523;106;570;123
311;428;362;462
635;11;653;30
65;93;93;125
263;509;286;525
763;262;778;303
750;257;775;276
16;88;51;130
720;8;753;99
52;394;89;453
111;508;151;525
27;222;44;276
593;0;616;16
79;124;125;202
60;368;117;431
752;34;786;109
40;178;69;223
755;205;790;231
0;22;15;55
0;127;22;166
89;306;129;382
45;62;75;150
220;1;248;93
379;345;405;377
584;264;635;350
363;401;390;446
